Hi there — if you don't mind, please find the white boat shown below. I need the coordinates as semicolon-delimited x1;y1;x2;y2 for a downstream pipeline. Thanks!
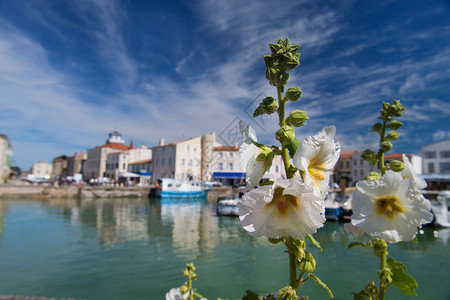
324;191;353;221
216;188;244;217
154;178;211;198
432;191;450;227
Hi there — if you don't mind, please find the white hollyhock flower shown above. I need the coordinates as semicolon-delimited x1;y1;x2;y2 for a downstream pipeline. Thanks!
402;154;427;190
237;177;326;239
292;126;341;198
165;288;188;300
351;171;433;243
239;122;270;190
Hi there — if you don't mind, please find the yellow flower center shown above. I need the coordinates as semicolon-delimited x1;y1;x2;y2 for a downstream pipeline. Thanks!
308;154;326;185
309;167;325;182
265;187;298;214
375;195;404;219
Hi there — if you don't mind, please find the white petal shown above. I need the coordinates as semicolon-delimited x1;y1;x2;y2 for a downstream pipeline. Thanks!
239;143;260;170
239;122;258;144
402;154;427;189
245;155;266;190
238;178;326;239
350;172;433;243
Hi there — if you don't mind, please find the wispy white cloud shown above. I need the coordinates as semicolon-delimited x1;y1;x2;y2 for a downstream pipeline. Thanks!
432;130;450;141
1;0;449;170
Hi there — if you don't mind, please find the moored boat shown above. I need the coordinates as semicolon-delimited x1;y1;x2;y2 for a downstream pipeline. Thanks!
432;190;450;227
216;187;244;217
154;178;212;198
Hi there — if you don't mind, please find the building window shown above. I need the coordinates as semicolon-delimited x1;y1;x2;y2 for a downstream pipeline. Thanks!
353;160;357;166
360;170;364;176
346;161;350;168
182;159;185;166
186;145;190;152
230;152;234;158
162;159;165;166
169;158;172;166
440;151;450;158
275;166;279;173
123;163;126;170
354;170;357;176
440;162;450;174
219;162;223;170
424;151;437;158
360;159;363;166
428;162;435;173
230;163;233;170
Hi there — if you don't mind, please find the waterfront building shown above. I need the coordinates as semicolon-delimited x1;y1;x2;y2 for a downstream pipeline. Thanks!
211;145;285;186
0;134;12;183
333;151;360;186
152;133;218;182
32;161;52;178
421;139;450;190
128;159;152;186
105;145;152;182
66;151;87;177
84;131;132;180
422;139;450;174
51;155;68;179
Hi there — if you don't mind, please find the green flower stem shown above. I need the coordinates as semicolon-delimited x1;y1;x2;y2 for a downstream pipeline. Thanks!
289;252;299;291
277;86;293;180
297;271;305;286
378;248;387;300
277;84;297;291
378;121;387;175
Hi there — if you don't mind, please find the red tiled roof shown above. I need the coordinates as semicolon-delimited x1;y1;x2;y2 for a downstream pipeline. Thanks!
213;145;239;151
340;151;361;159
101;143;130;150
129;159;152;165
384;153;408;159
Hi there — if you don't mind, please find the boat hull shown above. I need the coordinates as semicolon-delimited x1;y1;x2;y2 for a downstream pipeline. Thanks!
156;189;209;198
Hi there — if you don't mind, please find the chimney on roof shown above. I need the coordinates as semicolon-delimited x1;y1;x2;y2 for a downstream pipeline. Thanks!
129;140;134;149
159;138;165;146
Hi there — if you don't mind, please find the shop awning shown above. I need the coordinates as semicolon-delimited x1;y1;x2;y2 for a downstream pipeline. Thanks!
213;172;246;179
118;172;140;178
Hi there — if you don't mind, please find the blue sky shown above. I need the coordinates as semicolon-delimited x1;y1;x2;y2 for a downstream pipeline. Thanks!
0;0;449;170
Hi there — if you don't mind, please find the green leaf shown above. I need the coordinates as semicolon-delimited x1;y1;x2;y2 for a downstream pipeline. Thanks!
260;181;274;186
306;234;322;252
387;258;418;296
286;138;299;159
309;274;334;298
348;242;368;249
194;292;206;299
242;290;263;300
263;294;275;300
351;291;371;300
387;258;407;272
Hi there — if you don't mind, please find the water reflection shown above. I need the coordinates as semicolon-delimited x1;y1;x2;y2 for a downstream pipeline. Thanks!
0;198;448;299
38;197;252;254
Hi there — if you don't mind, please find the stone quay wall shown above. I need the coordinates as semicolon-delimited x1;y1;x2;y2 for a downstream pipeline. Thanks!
0;184;152;199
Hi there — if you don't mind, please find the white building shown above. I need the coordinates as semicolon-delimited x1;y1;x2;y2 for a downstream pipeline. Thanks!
350;152;377;183
0;134;12;183
84;131;132;180
105;145;152;181
32;161;52;178
152;133;219;182
211;145;285;185
422;139;450;174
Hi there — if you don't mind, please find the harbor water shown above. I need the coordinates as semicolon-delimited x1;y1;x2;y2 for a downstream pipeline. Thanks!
0;197;448;299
